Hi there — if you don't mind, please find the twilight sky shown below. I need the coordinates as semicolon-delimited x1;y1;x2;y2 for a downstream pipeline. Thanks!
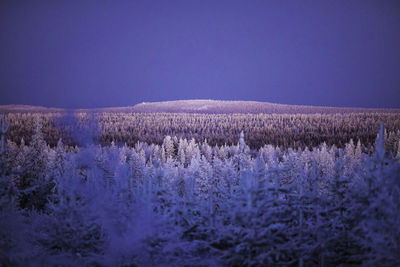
0;0;399;109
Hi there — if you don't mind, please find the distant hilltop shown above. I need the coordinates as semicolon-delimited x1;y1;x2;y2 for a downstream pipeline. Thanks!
131;99;400;114
0;104;63;113
1;100;400;114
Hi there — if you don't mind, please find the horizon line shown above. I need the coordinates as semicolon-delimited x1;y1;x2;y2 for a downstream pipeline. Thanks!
1;99;400;111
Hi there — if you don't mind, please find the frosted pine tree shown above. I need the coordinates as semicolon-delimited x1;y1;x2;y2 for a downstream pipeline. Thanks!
350;124;400;266
396;140;400;159
15;138;28;170
118;143;130;164
163;156;178;191
260;144;278;169
37;170;106;261
177;138;187;166
0;114;9;175
94;146;115;186
163;135;175;159
0;114;32;266
52;138;67;179
234;131;251;171
0;114;17;206
355;139;362;160
345;139;355;156
18;118;53;210
26;118;48;176
201;139;212;163
316;142;335;178
254;154;266;181
189;155;212;200
211;157;230;201
160;145;167;163
130;150;146;187
185;138;198;166
214;144;228;160
219;170;297;265
374;123;386;161
238;131;247;154
344;139;356;175
5;140;18;171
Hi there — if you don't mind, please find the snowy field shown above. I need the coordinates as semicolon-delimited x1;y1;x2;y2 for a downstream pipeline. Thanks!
1;114;400;266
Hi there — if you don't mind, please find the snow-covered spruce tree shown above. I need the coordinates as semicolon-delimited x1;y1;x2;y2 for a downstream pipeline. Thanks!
162;156;179;194
0;114;10;178
93;146;117;187
347;124;400;265
201;139;213;163
214;165;300;266
316;149;363;265
185;138;200;166
280;148;300;185
177;138;188;167
148;157;178;218
188;154;212;200
129;150;146;187
214;144;228;161
160;144;167;164
355;139;362;160
15;138;28;171
5;139;19;171
286;156;332;266
210;137;297;265
0;114;37;265
33;155;107;265
163;135;175;159
396;139;400;159
315;142;335;179
49;138;67;184
233;131;251;171
211;157;232;203
17;118;54;210
260;144;279;170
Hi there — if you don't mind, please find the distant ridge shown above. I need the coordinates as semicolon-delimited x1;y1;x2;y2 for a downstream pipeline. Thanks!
1;100;399;114
131;99;400;114
0;104;64;113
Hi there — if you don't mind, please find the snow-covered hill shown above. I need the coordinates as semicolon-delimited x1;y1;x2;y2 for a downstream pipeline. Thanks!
131;99;399;114
1;100;399;114
0;104;64;113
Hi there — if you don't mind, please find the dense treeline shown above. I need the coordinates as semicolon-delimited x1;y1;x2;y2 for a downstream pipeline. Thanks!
1;116;400;265
4;112;400;150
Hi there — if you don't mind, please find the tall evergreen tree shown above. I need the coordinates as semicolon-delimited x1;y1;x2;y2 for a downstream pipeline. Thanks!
163;135;175;159
17;118;53;210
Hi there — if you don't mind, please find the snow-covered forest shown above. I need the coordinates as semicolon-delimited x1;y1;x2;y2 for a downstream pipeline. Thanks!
1;113;400;266
4;111;400;149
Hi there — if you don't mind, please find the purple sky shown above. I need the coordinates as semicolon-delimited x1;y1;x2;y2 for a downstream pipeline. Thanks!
0;0;399;109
